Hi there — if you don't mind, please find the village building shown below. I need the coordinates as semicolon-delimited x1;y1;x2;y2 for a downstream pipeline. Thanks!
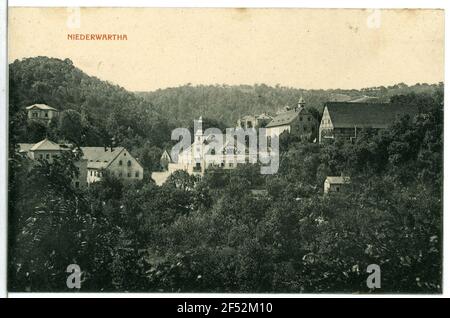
319;102;418;143
237;113;272;129
265;97;319;143
26;104;59;124
80;146;144;184
324;176;351;194
152;117;257;186
18;138;88;189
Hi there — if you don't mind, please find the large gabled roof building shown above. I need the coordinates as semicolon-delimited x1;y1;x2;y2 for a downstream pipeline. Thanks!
319;102;419;143
265;97;319;142
80;146;144;183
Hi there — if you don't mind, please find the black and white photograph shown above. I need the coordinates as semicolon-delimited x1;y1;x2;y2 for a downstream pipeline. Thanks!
2;3;447;299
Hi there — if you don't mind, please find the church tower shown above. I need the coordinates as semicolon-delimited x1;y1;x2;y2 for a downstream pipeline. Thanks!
193;116;204;167
194;116;203;144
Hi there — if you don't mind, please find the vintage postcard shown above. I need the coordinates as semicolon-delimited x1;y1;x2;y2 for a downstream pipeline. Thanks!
6;7;444;295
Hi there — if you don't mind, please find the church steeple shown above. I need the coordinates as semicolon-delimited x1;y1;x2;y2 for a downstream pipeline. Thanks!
194;116;203;144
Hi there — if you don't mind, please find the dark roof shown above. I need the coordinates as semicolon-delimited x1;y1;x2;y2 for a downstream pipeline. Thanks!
81;146;125;169
266;109;299;128
325;102;418;129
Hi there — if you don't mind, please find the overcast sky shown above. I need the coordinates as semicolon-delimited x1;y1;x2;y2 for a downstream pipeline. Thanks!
9;8;444;92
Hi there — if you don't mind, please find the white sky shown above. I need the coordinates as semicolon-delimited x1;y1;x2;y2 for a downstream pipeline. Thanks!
8;8;444;91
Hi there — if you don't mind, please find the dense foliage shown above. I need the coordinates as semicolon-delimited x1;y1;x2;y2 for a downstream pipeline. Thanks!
138;82;443;127
8;57;443;293
9;57;174;173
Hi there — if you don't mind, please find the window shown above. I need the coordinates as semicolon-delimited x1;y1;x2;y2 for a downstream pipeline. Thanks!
127;160;131;167
127;172;131;178
267;136;271;147
44;112;48;117
336;187;340;192
46;154;50;159
119;160;123;166
33;112;38;118
228;163;233;167
247;121;253;128
135;171;139;178
39;154;43;159
124;152;127;156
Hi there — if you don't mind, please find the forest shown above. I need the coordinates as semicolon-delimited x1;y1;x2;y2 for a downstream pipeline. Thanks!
8;57;443;293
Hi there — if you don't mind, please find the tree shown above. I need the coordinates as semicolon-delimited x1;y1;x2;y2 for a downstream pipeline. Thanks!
59;109;84;144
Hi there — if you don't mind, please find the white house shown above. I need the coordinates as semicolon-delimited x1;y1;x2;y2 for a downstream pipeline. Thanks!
26;104;59;124
324;176;351;194
152;117;258;185
18;138;88;189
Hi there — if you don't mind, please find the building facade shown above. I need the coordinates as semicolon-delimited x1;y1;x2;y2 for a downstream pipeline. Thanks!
80;147;144;184
18;139;88;189
265;97;319;143
319;102;419;143
324;176;351;194
152;117;258;185
237;113;272;129
26;104;59;124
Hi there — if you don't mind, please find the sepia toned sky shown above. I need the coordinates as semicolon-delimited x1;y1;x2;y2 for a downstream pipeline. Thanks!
8;8;444;92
